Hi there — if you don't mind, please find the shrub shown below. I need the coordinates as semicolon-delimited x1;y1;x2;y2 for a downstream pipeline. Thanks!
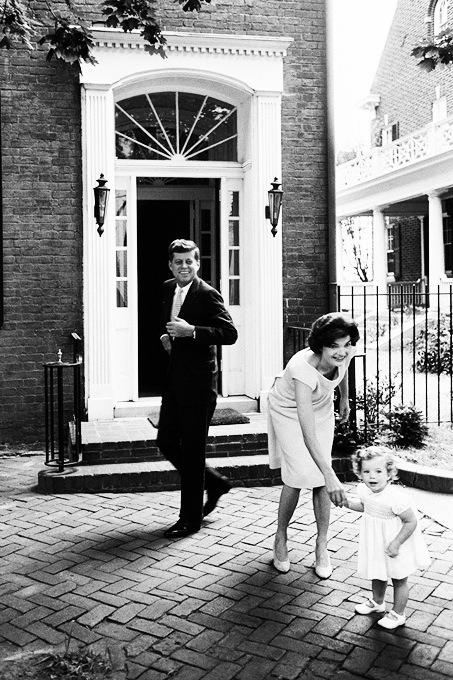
415;314;453;374
355;374;398;443
383;404;429;449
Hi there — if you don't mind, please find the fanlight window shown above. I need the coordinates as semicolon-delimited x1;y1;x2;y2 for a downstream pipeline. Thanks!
115;92;238;162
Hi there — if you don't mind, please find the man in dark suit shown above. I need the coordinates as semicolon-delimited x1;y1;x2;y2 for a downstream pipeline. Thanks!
157;239;238;538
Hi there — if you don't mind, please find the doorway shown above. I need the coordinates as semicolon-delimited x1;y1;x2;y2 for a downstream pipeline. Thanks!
137;200;191;396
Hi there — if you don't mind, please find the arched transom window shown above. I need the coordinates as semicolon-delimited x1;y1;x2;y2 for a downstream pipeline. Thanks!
115;91;238;162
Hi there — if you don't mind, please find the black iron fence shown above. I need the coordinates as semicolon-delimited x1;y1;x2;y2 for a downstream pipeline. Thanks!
288;283;453;442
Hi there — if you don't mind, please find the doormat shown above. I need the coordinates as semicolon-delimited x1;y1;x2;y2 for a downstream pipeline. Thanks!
148;408;250;428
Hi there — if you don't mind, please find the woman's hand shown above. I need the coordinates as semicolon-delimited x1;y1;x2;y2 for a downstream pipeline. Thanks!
324;470;347;507
337;395;350;424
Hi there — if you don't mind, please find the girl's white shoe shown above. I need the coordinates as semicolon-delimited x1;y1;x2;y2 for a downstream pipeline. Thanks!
377;610;406;629
355;598;386;615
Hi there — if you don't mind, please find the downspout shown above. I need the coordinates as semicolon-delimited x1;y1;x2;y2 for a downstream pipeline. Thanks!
326;0;338;312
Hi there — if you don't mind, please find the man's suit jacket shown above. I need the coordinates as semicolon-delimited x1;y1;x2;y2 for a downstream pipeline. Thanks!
160;276;238;402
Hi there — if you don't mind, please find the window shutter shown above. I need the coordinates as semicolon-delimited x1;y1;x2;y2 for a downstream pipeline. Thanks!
391;122;400;141
394;223;401;280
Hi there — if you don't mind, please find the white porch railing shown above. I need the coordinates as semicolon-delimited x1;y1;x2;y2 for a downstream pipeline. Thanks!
337;116;453;190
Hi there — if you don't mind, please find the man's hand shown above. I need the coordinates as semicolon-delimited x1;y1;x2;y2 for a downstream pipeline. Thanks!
161;334;172;354
166;317;195;338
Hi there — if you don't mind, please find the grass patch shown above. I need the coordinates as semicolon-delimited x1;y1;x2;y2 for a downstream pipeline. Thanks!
0;648;112;680
392;424;453;472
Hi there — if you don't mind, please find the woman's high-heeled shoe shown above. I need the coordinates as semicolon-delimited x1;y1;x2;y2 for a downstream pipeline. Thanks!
314;552;332;579
273;540;290;573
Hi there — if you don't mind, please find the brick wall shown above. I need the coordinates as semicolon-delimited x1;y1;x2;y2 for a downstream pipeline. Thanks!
371;0;453;143
0;1;329;442
0;45;83;444
399;217;423;281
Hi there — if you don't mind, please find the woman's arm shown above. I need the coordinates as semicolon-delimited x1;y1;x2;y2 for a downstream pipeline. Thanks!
295;380;347;507
337;370;350;424
386;508;417;557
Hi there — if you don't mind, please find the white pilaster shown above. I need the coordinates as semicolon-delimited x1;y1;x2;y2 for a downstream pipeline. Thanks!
372;207;388;295
252;93;283;402
82;85;116;420
427;192;446;291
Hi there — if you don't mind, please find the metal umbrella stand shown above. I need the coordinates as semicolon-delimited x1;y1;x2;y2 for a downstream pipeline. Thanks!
43;350;83;472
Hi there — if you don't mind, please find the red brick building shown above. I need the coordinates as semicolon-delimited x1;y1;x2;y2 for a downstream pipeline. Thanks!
0;1;333;442
337;0;453;299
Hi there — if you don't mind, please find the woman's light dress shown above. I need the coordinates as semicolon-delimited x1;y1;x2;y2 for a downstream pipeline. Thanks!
356;482;431;580
268;347;351;489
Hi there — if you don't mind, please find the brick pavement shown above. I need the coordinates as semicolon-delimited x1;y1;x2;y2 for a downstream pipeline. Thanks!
1;455;453;679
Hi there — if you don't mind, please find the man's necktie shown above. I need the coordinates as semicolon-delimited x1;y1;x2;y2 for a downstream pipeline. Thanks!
171;287;183;320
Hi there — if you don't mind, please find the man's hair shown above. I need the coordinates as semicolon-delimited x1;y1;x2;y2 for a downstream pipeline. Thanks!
168;239;200;262
308;312;360;355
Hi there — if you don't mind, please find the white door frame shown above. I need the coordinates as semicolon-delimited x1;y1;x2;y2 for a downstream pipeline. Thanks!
80;30;290;420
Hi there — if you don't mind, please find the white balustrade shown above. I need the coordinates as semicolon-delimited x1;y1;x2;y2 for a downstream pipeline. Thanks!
337;116;453;190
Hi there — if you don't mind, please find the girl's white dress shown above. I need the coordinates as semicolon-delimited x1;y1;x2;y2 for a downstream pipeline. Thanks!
356;482;431;580
268;347;351;489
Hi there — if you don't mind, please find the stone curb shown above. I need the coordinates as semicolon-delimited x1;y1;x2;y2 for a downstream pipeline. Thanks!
395;457;453;494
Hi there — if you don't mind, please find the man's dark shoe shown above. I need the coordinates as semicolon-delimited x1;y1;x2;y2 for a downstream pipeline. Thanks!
163;520;200;538
203;480;232;517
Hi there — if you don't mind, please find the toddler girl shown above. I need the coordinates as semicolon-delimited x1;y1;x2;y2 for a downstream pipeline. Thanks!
345;445;430;630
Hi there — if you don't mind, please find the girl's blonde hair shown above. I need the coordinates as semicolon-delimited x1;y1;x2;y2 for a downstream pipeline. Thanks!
352;445;399;482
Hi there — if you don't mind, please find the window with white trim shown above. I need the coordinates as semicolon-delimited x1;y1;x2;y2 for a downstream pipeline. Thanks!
434;0;449;34
115;92;237;162
115;190;128;307
228;191;240;305
432;86;447;122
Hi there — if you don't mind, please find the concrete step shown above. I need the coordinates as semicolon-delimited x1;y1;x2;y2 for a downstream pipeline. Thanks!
37;453;355;494
80;414;268;465
114;396;259;419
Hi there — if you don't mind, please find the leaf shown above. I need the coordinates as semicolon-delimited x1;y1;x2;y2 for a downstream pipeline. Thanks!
0;0;40;50
39;19;98;71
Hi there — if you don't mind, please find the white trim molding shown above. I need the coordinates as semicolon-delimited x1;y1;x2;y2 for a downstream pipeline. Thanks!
80;29;290;416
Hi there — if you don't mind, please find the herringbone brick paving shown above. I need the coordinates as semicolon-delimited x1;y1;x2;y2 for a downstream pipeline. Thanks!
1;455;453;679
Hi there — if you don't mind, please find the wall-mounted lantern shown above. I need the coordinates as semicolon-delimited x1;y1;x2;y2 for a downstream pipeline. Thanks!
93;174;110;237
265;177;283;237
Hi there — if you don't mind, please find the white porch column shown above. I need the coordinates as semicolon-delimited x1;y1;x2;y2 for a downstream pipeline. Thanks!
418;216;426;283
336;219;344;284
82;85;116;420
428;192;446;291
250;92;283;405
372;206;388;294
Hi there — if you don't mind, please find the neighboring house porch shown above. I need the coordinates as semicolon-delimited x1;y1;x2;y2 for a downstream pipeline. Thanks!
336;114;453;309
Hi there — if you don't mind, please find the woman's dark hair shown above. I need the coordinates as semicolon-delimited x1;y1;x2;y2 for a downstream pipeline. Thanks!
308;312;360;354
